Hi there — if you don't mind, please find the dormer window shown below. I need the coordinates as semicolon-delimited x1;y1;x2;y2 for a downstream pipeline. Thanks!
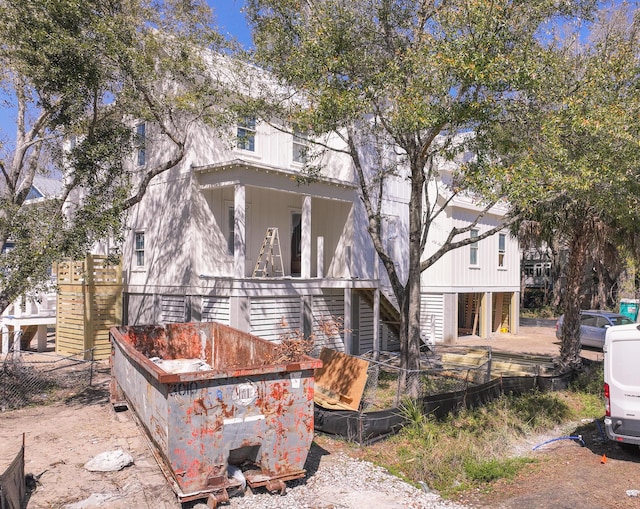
237;116;256;152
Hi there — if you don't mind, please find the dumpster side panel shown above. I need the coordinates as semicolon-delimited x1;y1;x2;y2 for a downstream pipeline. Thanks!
258;371;316;475
211;322;279;369
111;339;169;453
165;369;316;494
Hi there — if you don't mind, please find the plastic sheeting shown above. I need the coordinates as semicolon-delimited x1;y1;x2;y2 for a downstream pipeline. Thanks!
0;437;24;509
314;372;575;444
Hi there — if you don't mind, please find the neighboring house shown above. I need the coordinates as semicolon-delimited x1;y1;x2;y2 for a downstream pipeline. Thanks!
121;108;520;353
0;176;61;353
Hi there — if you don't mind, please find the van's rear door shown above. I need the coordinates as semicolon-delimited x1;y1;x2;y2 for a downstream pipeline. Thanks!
604;324;640;444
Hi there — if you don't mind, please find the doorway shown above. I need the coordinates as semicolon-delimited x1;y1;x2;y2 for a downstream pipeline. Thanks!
291;211;301;276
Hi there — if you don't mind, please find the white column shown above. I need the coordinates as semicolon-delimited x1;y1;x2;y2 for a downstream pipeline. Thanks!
373;253;380;356
234;184;246;278
316;236;324;278
1;326;8;354
37;325;48;352
343;288;352;354
301;195;311;279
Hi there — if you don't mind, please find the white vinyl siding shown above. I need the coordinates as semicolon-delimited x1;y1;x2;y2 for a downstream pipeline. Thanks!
201;296;230;324
312;292;345;353
420;293;444;344
250;296;301;342
357;296;375;354
161;295;185;323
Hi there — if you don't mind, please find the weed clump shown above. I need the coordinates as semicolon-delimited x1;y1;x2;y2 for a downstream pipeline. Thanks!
363;389;584;497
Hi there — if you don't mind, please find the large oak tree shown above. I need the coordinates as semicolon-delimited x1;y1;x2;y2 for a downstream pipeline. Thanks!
245;0;596;391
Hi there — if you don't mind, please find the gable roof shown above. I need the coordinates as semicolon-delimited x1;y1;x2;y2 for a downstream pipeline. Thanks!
26;176;63;201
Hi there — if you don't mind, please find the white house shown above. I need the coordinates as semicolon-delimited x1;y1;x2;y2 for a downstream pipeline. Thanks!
0;176;61;353
119;96;520;354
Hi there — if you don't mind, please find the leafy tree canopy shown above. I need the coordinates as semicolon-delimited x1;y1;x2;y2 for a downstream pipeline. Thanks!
245;0;598;390
0;0;229;312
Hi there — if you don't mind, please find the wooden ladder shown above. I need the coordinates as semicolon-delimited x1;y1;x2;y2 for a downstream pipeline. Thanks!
253;227;284;277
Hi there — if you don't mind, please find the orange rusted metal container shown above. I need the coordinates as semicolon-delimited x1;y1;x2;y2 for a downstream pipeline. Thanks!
110;322;321;505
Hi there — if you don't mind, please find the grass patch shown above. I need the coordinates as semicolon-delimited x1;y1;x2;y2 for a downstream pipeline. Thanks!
361;388;595;498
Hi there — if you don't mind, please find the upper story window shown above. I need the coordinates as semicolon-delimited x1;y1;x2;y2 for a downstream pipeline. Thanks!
237;116;256;152
498;233;506;268
136;123;146;166
292;129;309;163
134;231;145;268
469;229;479;266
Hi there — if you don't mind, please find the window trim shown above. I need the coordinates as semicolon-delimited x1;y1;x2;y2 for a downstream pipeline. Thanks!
237;116;256;152
134;230;145;269
498;232;506;268
136;122;146;166
469;228;479;266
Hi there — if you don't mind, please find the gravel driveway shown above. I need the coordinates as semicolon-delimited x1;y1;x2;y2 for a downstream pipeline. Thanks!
212;447;469;509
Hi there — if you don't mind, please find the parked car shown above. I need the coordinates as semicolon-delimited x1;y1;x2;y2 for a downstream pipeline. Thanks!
555;310;634;349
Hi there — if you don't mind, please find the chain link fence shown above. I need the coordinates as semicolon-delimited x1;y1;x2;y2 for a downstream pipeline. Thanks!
0;331;100;412
359;346;494;412
314;345;565;444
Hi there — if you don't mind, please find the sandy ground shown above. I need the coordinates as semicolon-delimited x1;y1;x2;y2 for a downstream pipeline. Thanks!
0;320;621;509
456;317;604;363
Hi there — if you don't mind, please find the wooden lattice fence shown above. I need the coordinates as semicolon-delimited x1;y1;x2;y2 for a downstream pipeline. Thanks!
55;256;122;360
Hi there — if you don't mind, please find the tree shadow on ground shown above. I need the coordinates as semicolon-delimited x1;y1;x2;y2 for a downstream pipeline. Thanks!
548;418;640;464
63;382;110;406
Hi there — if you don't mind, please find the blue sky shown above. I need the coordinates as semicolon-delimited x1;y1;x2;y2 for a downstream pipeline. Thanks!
210;1;251;47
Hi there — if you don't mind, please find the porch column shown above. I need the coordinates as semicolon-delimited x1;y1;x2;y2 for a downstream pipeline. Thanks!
36;325;48;352
344;288;352;354
373;256;380;356
511;292;520;334
234;184;246;278
301;195;311;278
481;292;493;338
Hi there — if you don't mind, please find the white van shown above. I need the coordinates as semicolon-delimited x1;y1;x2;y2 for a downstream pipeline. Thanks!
604;323;640;445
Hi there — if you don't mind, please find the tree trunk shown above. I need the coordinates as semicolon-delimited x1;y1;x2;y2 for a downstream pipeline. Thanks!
596;259;607;309
559;222;589;371
397;158;426;399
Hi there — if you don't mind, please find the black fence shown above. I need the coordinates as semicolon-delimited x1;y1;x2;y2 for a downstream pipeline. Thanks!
314;348;574;445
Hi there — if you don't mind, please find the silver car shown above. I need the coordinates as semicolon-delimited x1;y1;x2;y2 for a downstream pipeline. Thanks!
555;310;634;349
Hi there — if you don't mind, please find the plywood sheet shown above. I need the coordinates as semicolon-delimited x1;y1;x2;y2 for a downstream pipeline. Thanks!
314;347;369;411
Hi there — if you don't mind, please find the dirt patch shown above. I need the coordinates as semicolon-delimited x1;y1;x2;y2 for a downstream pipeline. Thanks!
0;369;178;509
455;322;640;509
458;422;640;509
1;323;630;509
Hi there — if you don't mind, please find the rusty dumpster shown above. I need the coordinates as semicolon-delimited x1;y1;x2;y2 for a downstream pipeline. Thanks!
109;322;322;506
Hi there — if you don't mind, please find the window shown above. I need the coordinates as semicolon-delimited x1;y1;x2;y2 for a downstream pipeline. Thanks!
134;231;145;267
469;229;479;265
498;233;506;267
136;123;146;166
292;129;309;163
227;206;235;255
237;116;256;152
